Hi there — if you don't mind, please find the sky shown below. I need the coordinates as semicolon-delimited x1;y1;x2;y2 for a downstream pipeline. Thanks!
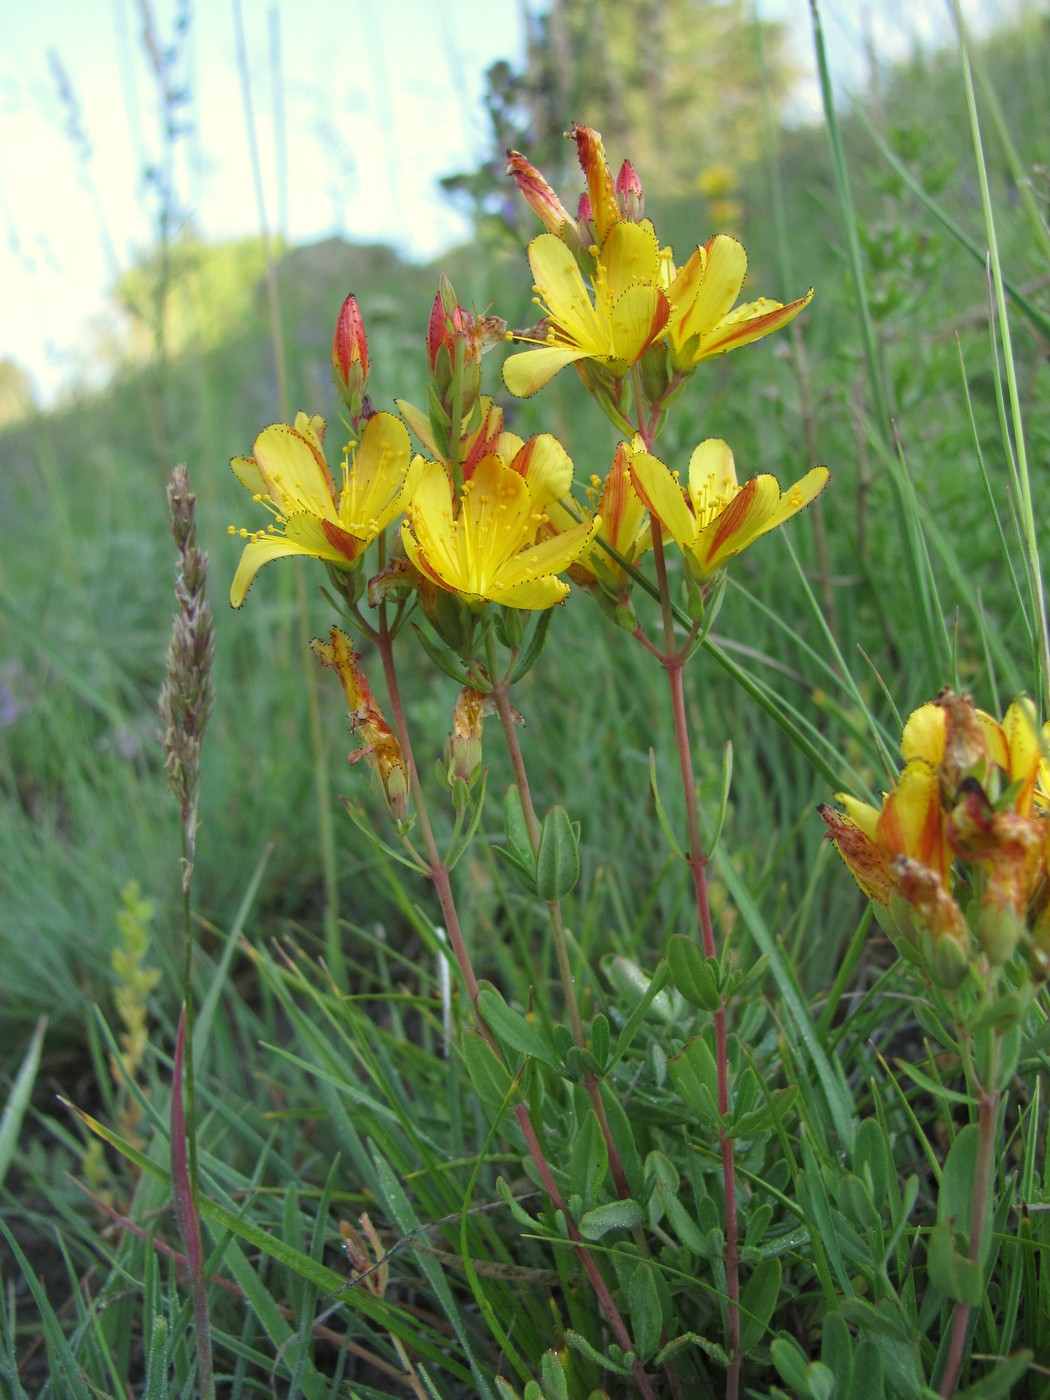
0;0;1024;406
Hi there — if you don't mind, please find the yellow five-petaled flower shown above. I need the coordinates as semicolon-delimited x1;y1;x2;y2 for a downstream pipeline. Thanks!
228;411;417;607
627;437;828;583
401;435;600;610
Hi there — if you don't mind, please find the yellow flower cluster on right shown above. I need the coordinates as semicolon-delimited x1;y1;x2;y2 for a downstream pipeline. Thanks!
820;690;1050;985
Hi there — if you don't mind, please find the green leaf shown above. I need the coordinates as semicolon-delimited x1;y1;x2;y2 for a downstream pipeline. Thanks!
938;1124;979;1227
538;1349;570;1400
851;1340;885;1400
460;1028;518;1112
536;805;580;900
739;1257;782;1354
510;607;554;683
0;1016;46;1190
955;1351;1033;1399
892;1059;977;1107
666;934;721;1011
577;1199;644;1240
627;1261;664;1363
649;748;686;860
411;621;473;685
569;1109;608;1211
497;786;537;889
478;985;559;1069
853;1117;891;1207
564;1330;634;1376
927;1219;983;1306
771;1336;815;1395
590;1013;610;1069
709;740;733;855
606;961;676;1067
667;1036;720;1126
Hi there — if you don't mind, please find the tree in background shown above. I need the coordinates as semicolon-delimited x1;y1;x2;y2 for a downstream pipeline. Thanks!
443;0;790;230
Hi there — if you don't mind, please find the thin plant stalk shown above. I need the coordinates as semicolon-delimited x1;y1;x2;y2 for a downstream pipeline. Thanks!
171;1007;215;1400
629;371;741;1397
649;529;741;1400
373;606;657;1400
938;1033;1001;1396
485;639;635;1202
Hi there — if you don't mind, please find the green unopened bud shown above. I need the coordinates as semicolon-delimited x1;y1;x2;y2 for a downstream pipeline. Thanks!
927;931;970;989
978;901;1024;965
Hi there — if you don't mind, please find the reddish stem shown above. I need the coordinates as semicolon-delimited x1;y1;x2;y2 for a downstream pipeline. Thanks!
938;1041;1000;1396
374;618;654;1395
649;528;742;1400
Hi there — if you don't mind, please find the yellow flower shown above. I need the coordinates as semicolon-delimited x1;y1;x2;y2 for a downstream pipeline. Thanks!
628;437;828;583
503;223;673;398
664;235;813;371
228;411;416;607
401;438;600;610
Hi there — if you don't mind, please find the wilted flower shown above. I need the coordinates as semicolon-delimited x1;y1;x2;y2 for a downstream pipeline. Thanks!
312;627;410;821
821;691;1050;982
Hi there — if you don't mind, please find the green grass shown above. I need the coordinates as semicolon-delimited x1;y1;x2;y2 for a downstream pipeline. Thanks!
2;6;1050;1397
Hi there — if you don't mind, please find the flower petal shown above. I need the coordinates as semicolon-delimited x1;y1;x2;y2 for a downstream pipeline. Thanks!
901;703;947;765
460;455;534;590
252;422;337;518
600;221;663;301
697;289;814;359
694;466;827;574
529;233;605;347
503;344;589;397
673;235;748;340
338;412;413;535
606;284;671;365
230;533;317;608
508;433;574;510
628;447;697;552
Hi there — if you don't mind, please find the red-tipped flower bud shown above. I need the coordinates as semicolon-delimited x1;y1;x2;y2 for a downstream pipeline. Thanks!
505;149;575;236
570;123;619;242
332;293;368;391
427;279;466;374
615;159;644;221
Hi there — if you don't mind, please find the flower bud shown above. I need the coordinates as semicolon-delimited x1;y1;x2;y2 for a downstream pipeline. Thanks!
446;686;488;787
331;294;369;406
505;149;575;236
570;123;619;243
977;900;1024;965
615;159;644;221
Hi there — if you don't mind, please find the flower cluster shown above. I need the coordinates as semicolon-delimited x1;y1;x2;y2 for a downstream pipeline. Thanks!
503;125;813;403
820;690;1050;985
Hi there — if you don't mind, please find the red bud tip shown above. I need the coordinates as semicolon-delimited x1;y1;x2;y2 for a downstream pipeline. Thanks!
332;293;368;390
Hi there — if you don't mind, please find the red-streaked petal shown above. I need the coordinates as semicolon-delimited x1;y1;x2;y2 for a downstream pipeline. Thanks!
629;448;696;552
